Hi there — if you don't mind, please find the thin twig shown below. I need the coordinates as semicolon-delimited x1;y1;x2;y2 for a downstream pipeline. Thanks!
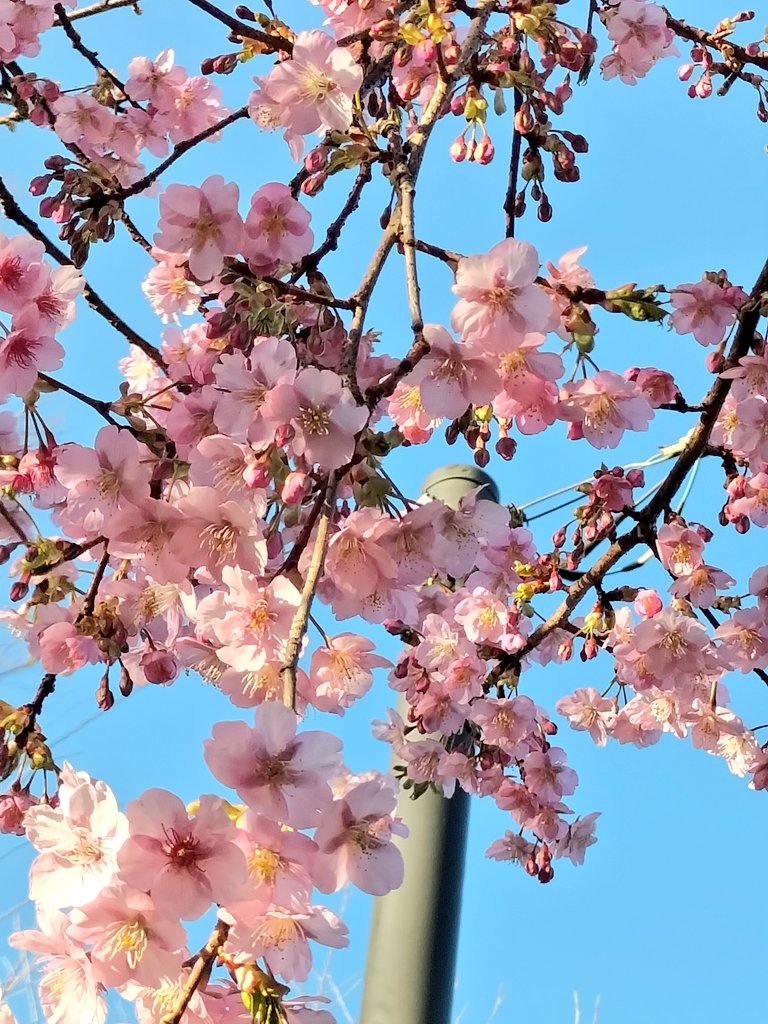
117;106;248;201
664;10;768;73
13;674;57;755
37;373;119;426
53;3;136;102
57;0;141;22
161;919;231;1024
281;474;338;711
186;0;293;53
78;545;111;619
297;160;373;278
504;88;523;238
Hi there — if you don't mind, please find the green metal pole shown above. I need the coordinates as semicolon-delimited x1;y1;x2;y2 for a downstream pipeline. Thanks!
359;464;500;1024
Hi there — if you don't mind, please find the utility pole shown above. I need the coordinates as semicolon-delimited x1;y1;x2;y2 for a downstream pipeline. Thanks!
359;464;500;1024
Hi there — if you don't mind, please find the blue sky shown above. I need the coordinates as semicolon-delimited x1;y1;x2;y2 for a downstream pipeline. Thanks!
2;2;768;1022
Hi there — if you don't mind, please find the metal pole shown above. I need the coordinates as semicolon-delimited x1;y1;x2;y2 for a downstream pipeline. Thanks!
359;464;500;1024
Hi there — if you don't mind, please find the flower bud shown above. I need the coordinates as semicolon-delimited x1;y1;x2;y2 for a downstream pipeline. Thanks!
119;663;134;697
141;650;179;685
281;470;308;505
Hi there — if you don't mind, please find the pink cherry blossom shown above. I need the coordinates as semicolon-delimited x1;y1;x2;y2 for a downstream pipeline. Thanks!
558;370;653;448
118;789;247;919
255;30;363;139
204;701;342;826
270;367;368;469
142;254;203;324
24;764;128;908
307;633;390;714
556;688;616;745
522;747;578;804
9;907;106;1024
230;902;348;983
416;323;499;418
0;233;48;313
669;278;746;345
37;619;101;675
243;182;314;269
68;883;186;988
313;773;407;895
0;312;64;400
451;238;553;349
656;522;706;576
154;175;244;281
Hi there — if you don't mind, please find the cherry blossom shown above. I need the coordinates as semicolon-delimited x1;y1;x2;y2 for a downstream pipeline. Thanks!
154;175;244;281
118;789;248;919
204;701;342;826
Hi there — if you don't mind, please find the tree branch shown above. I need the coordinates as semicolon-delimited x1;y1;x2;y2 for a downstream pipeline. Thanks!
56;0;141;22
507;253;768;667
117;106;248;201
161;919;230;1024
297;160;373;277
664;9;768;73
281;474;338;711
185;0;293;53
37;373;120;426
53;3;136;102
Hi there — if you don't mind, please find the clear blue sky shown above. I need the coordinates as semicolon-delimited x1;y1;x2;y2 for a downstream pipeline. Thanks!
2;2;768;1022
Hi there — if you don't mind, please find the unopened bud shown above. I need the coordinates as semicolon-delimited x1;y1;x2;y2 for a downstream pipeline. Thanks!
95;674;114;711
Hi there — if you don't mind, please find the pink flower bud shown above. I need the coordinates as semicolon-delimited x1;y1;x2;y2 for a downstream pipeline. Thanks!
495;436;517;461
626;469;645;488
141;650;179;685
301;172;327;197
450;136;468;162
634;588;663;618
281;470;308;505
695;74;713;99
705;349;725;374
0;791;37;835
473;136;495;164
243;461;270;489
303;146;328;174
274;423;295;448
678;63;695;81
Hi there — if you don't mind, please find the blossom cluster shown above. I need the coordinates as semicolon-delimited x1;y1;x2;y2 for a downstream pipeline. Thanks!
1;1;768;1022
5;703;405;1024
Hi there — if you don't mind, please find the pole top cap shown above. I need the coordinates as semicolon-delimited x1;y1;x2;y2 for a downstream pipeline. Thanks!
420;463;500;507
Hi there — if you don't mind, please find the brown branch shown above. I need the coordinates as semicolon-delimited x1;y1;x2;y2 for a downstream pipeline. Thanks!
365;331;431;408
13;673;57;755
505;253;768;669
411;238;462;269
296;160;373;278
78;545;111;619
57;0;141;21
53;3;136;102
504;88;523;239
119;209;153;253
117;107;248;201
37;373;119;426
186;0;293;53
161;919;230;1024
261;275;355;310
281;474;338;711
272;479;330;583
0;177;165;368
664;9;768;73
340;0;494;395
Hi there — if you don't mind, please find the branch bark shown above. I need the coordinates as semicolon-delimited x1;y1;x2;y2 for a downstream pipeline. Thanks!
281;474;338;711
